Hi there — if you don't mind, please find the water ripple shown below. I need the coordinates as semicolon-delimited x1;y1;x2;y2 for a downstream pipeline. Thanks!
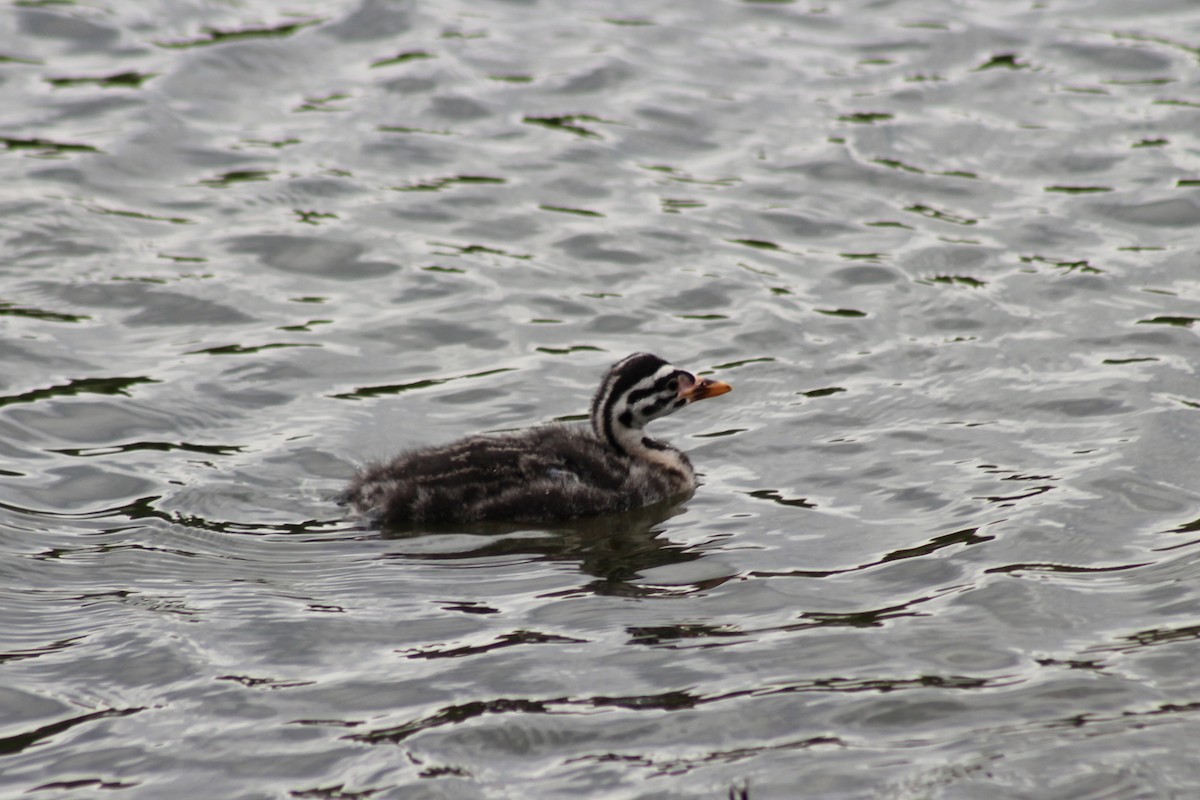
4;0;1200;796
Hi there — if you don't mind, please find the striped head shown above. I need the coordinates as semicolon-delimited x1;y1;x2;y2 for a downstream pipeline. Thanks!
590;353;732;454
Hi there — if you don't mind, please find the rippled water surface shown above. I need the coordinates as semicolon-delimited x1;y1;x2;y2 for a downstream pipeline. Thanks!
4;0;1200;797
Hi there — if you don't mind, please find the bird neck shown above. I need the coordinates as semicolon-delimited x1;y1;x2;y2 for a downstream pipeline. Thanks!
592;407;693;477
592;393;638;455
628;432;694;478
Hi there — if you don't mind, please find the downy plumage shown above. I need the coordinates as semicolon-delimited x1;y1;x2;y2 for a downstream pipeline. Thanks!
340;353;732;526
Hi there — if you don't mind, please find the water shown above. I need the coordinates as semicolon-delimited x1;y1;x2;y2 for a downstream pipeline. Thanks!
3;0;1200;796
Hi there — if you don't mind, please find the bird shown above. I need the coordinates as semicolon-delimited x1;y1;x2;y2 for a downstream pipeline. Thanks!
339;353;732;526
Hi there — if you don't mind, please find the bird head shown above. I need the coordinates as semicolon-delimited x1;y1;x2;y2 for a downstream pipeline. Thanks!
591;353;732;451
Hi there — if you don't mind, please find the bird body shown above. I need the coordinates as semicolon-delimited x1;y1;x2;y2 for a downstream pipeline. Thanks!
340;353;732;526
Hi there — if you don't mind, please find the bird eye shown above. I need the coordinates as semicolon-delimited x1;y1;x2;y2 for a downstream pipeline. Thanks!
667;378;679;392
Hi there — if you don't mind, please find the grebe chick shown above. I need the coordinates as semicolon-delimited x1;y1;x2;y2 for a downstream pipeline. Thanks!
340;353;732;526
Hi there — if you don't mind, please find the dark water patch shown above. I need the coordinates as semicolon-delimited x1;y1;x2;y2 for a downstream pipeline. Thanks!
1138;315;1197;328
905;204;978;226
158;253;209;264
393;175;505;192
536;345;604;355
5;491;341;537
377;124;452;136
440;600;500;615
976;485;1053;504
755;527;993;579
0;494;158;522
199;169;276;188
746;489;815;509
0;302;90;323
0;376;156;409
661;197;705;213
187;342;318;356
0;635;86;664
879;527;994;565
874;158;924;174
330;368;516;401
626;622;743;647
430;241;532;261
84;204;192;224
240;136;302;149
371;50;434;68
694;429;747;438
488;74;534;84
985;562;1149;576
801;387;847;398
920;275;987;288
1045;185;1113;194
0;708;143;757
758;673;1001;697
539;204;604;218
710;356;774;371
837;112;894;124
49;441;245;458
728;238;782;251
47;71;155;89
349;697;559;745
278;319;331;332
975;53;1030;71
155;19;321;49
1165;516;1200;536
1102;622;1200;655
29;777;139;792
1020;254;1102;274
403;630;589;660
295;92;352;113
1154;99;1200;109
523;115;608;139
1;135;99;155
217;674;315;689
627;599;931;648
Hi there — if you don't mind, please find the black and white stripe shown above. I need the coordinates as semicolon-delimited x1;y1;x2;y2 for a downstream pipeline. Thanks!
591;353;691;455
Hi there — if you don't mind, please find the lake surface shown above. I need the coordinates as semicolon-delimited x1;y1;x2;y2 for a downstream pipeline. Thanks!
3;0;1200;797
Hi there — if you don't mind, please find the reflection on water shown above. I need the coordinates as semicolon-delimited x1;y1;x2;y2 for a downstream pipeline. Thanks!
381;498;724;597
4;0;1200;797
